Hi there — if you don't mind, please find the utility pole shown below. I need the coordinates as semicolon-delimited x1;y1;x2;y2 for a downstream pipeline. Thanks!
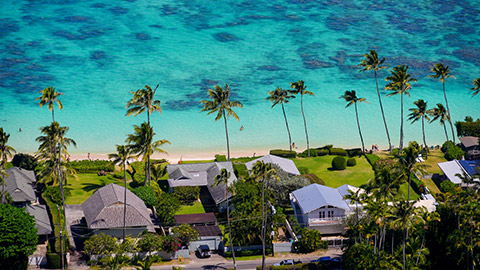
57;143;66;270
57;205;64;270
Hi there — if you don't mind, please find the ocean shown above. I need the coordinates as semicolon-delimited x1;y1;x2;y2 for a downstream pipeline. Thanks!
1;0;479;156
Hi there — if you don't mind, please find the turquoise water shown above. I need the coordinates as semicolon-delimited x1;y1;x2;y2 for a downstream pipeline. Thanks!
1;0;480;156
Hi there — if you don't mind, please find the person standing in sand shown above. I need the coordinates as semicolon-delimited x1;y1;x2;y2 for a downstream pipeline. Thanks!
87;153;91;160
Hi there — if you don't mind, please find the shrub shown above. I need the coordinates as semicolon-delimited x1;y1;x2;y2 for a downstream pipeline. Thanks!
233;163;248;178
171;224;199;246
132;186;157;207
137;233;162;252
156;193;180;223
294;228;325;253
269;149;296;158
302;173;325;185
46;253;63;269
331;156;346;170
329;148;348;156
215;154;227;162
297;167;309;175
173;186;200;205
347;158;356;167
346;148;363;157
11;153;38;170
68;160;114;173
161;235;182;253
44;186;71;205
440;180;457;193
441;141;465;160
84;234;118;255
119;237;138;253
298;149;317;158
366;154;380;168
225;248;272;258
315;149;329;156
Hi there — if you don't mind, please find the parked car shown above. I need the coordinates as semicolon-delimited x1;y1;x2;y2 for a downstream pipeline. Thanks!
196;245;211;258
311;256;332;263
273;259;302;266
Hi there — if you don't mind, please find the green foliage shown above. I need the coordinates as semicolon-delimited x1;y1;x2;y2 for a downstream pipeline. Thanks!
156;193;181;224
68;160;114;173
46;253;64;270
44;185;71;205
0;204;38;270
346;148;363;157
331;156;346;170
455;119;480;137
297;166;309;174
233;163;248;178
270;165;311;206
84;234;118;255
329;148;348;156
347;158;357;167
173;186;200;205
137;233;162;252
119;237;138;253
215;154;227;162
301;173;325;185
365;154;380;169
343;243;401;269
315;149;329;156
170;224;199;246
441;141;465;160
298;149;317;157
440;180;456;193
161;235;182;253
132;186;157;207
99;254;130;270
224;248;272;258
269;149;297;158
294;228;325;253
11;153;38;170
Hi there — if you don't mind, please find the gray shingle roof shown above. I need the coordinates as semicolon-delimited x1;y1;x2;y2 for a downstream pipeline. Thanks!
82;183;153;229
26;204;52;235
167;162;237;204
245;155;300;175
459;136;479;148
5;167;36;203
291;184;351;213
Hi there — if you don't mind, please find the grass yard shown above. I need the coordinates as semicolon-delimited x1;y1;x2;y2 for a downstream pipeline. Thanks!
421;178;442;194
175;200;206;215
292;155;375;188
65;173;124;205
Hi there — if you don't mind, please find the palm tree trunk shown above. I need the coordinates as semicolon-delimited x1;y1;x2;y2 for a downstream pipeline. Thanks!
147;156;151;186
443;124;450;156
403;228;406;270
443;82;456;144
223;112;231;161
354;103;365;154
261;176;266;270
422;116;428;159
416;232;425;265
300;94;310;157
408;173;411;202
227;192;236;269
52;107;55;122
123;162;127;241
400;93;404;153
281;104;292;152
375;71;392;152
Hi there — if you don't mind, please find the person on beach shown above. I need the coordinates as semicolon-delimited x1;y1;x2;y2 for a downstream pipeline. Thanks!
292;142;296;149
88;153;91;160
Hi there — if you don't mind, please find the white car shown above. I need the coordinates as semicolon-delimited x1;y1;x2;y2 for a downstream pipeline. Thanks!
273;259;302;266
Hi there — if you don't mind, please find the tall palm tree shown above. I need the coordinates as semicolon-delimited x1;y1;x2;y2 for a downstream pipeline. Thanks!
0;128;15;203
126;122;170;186
408;99;430;158
359;50;391;151
109;145;135;241
290;80;315;156
340;90;368;153
429;63;456;143
266;87;295;151
471;78;480;97
200;84;243;161
428;103;451;156
214;169;236;270
36;86;63;122
386;65;417;153
126;84;162;125
0;169;8;204
367;167;400;203
344;189;366;243
395;143;427;202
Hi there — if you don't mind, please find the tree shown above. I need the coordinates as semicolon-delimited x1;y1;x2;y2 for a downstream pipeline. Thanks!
428;103;451;156
386;65;417;153
132;186;157;207
36;86;63;122
368;167;400;203
471;78;480;97
171;224;199;246
126;84;161;125
295;228;323;252
11;153;37;171
84;233;119;255
200;84;243;160
290;80;315;156
340;90;368;153
359;50;391;151
0;128;16;203
0;204;38;270
126;122;170;186
429;63;456;143
214;168;237;269
394;143;427;201
108;145;135;241
156;193;180;224
408;99;430;158
266;87;295;151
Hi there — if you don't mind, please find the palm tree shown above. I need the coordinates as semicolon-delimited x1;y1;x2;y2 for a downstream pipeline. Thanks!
0;168;9;204
428;103;451;156
471;78;480;97
214;169;236;270
386;65;417;153
266;87;295;151
367;167;400;202
359;50;391;151
340;90;368;153
429;63;456;143
0;128;16;203
200;84;243;160
290;80;315;156
395;143;427;202
126;122;170;186
108;145;135;241
126;84;162;125
408;99;430;158
36;86;63;122
344;189;366;243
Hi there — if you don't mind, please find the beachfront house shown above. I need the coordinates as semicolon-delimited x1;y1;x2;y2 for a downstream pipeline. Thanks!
174;213;223;251
459;136;480;160
82;183;154;237
5;167;37;206
438;159;480;186
245;154;300;176
26;204;53;242
166;162;237;210
290;183;359;235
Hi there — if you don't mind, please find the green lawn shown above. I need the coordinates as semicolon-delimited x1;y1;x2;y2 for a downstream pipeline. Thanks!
292;155;375;188
65;173;124;205
175;200;206;215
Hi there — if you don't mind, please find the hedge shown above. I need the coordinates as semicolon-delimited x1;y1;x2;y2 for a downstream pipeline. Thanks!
215;154;227;162
316;149;329;156
346;148;363;157
47;253;65;269
329;148;348;156
224;248;272;258
455;119;480;137
331;156;346;170
365;154;380;169
270;149;297;158
68;160;114;173
347;158;356;167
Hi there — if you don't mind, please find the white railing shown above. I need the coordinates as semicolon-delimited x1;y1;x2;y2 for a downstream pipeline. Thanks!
308;217;344;225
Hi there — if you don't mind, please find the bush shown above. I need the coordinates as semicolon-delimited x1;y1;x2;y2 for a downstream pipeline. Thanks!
233;163;248;178
215;154;227;162
161;235;182;253
298;149;317;158
365;154;380;168
440;180;457;193
84;234;118;255
132;186;157;207
297;167;309;175
11;153;38;170
269;149;297;158
46;253;63;269
156;193;181;223
137;233;162;252
331;156;346;170
329;148;348;156
44;186;72;205
294;228;325;253
68;160;114;173
346;148;363;157
302;173;325;185
224;248;272;258
347;158;356;167
173;186;200;205
171;224;199;246
315;149;329;156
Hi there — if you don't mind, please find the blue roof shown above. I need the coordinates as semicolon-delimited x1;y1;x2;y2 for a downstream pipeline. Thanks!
291;184;350;213
459;160;480;177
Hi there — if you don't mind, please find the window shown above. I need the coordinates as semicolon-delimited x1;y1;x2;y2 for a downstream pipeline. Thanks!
319;211;325;219
328;211;334;218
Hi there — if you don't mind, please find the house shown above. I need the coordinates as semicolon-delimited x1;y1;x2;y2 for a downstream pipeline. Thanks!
290;183;357;235
174;213;223;251
26;204;53;242
245;154;300;176
82;183;154;237
5;167;37;206
438;159;480;185
166;162;237;208
459;136;480;160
